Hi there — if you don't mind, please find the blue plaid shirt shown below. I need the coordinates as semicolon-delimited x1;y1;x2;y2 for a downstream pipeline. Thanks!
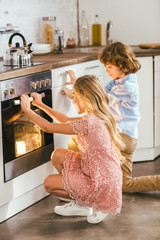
104;73;141;139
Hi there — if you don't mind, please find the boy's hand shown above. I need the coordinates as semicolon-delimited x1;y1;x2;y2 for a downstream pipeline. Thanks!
65;70;77;85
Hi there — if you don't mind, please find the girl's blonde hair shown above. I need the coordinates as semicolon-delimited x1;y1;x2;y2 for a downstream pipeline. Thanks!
73;75;124;159
99;41;141;74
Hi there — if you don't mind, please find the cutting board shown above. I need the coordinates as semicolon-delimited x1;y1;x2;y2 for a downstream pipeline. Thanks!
138;43;160;49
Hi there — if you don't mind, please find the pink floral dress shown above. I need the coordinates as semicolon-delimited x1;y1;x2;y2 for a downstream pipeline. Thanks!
62;113;122;215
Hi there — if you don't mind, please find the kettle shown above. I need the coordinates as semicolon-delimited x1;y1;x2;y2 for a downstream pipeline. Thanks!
3;33;33;66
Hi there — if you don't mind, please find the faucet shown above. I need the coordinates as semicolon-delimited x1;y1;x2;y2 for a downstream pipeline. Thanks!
106;21;113;45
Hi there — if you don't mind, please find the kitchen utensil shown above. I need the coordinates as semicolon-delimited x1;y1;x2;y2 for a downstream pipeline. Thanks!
3;32;33;66
53;29;64;53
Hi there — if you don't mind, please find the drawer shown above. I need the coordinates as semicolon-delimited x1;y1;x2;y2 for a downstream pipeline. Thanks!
51;60;105;88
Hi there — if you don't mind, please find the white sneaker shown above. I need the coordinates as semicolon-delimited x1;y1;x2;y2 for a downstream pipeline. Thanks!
58;197;73;202
54;201;92;216
87;210;108;224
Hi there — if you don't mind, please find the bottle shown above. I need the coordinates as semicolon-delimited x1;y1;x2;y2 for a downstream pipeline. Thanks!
80;10;89;47
92;14;101;46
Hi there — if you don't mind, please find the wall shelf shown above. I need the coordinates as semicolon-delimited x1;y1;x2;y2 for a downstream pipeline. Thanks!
0;30;19;35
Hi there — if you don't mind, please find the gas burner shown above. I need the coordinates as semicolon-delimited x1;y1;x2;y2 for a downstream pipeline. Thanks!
0;61;45;73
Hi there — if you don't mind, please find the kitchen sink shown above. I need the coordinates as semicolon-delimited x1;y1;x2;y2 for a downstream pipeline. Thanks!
64;46;105;54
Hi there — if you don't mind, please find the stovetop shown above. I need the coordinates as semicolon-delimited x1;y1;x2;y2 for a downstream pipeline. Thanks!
0;62;45;73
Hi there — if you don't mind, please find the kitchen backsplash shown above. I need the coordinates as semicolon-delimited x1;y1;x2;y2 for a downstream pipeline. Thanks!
0;0;77;57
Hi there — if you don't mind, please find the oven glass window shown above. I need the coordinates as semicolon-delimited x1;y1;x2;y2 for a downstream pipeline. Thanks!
9;109;45;158
2;89;53;164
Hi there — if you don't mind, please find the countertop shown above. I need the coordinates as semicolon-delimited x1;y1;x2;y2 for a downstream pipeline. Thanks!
0;45;160;81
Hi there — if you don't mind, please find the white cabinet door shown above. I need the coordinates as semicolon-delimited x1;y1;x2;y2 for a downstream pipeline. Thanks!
51;63;85;149
51;60;105;87
155;98;160;147
154;56;160;147
52;85;79;149
136;57;153;149
51;60;110;88
52;57;154;160
77;60;112;87
77;60;106;85
52;64;80;87
51;60;107;150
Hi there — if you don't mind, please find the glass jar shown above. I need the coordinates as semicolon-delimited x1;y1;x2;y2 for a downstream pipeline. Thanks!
42;16;56;50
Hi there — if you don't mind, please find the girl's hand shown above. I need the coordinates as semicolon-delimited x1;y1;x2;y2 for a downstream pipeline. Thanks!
20;94;31;112
65;70;77;85
61;87;73;99
30;92;43;107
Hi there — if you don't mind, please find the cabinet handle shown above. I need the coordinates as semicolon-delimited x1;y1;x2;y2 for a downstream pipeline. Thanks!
60;72;68;76
85;65;100;70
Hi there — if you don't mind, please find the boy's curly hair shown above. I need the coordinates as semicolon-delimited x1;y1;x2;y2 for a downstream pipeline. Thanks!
98;41;141;74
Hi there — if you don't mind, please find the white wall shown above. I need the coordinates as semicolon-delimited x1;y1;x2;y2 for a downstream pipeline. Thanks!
79;0;160;46
0;0;77;57
0;0;160;57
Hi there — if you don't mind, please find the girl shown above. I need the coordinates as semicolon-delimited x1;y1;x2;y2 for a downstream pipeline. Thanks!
64;41;160;195
20;75;124;224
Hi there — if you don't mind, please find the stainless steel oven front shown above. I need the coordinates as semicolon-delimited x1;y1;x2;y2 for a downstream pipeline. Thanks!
0;70;54;182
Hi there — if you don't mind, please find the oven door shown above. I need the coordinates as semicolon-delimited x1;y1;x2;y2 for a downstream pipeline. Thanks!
1;89;54;182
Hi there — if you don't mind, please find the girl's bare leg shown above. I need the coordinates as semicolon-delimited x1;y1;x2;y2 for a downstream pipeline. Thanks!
44;148;72;199
47;148;93;218
50;147;68;173
44;174;72;198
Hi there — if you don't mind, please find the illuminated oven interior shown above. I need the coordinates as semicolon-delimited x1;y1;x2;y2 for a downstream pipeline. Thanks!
14;110;44;157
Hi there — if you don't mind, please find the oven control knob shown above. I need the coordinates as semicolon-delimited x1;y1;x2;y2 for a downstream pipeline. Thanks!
41;80;47;87
46;78;51;86
36;81;42;88
30;82;37;90
4;89;10;97
10;88;15;95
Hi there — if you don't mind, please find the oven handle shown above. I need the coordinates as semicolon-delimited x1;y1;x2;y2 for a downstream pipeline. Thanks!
13;92;45;105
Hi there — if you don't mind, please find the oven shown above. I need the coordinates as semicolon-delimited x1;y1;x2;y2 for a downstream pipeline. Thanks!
0;70;54;182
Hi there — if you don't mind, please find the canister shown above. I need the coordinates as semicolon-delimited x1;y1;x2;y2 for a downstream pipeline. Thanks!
42;16;56;50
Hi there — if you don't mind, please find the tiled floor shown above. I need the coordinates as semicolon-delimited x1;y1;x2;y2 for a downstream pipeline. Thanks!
0;158;160;240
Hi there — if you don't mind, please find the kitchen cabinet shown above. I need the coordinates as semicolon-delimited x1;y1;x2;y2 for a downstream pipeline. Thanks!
86;58;156;162
75;58;155;162
52;57;160;162
154;56;160;147
75;60;105;84
76;60;111;86
52;85;78;149
52;60;105;87
52;64;81;150
51;60;106;149
132;57;153;161
132;56;160;161
136;57;153;147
